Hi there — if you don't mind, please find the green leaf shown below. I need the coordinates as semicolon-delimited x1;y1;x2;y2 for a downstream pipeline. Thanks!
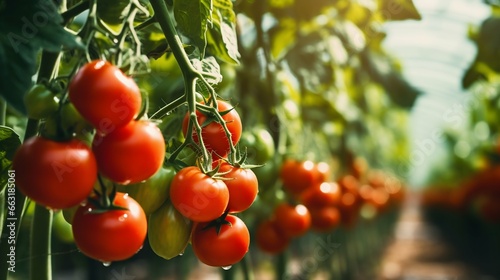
359;49;420;108
206;0;240;64
173;0;213;58
0;126;21;193
333;20;366;53
192;56;223;85
378;0;422;21
0;0;83;114
0;39;37;114
269;18;297;60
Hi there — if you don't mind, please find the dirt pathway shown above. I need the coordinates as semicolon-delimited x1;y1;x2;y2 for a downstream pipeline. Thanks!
377;192;497;280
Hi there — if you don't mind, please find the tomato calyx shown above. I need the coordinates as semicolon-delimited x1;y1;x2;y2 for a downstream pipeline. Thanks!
200;210;232;235
87;176;129;213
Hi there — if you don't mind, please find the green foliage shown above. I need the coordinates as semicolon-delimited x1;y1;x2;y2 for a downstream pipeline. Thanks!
378;0;422;21
207;0;240;64
0;126;21;193
0;0;82;114
173;0;212;57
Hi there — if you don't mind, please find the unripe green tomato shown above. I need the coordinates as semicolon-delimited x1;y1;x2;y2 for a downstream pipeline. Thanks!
116;167;175;215
53;211;74;243
62;205;78;225
240;127;276;165
148;201;192;260
218;64;237;90
253;158;278;190
24;84;59;119
61;102;93;133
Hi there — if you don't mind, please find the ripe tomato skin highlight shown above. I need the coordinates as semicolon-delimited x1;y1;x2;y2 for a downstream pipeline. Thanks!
72;192;147;262
92;120;165;184
68;60;141;133
255;219;289;254
310;206;341;232
191;215;250;267
12;136;97;209
300;182;342;209
274;203;311;238
170;166;229;222
219;163;259;213
280;159;317;195
182;100;242;158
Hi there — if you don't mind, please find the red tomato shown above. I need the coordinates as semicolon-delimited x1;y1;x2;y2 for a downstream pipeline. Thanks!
170;166;229;222
300;182;342;208
182;100;242;158
12;136;97;209
280;159;317;195
92;120;165;184
274;203;311;238
309;206;341;232
339;192;360;229
255;219;289;254
72;192;147;262
69;60;141;133
314;161;331;182
219;163;259;213
191;215;250;267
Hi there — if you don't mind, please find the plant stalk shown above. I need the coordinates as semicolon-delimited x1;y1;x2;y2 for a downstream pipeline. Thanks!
29;206;53;280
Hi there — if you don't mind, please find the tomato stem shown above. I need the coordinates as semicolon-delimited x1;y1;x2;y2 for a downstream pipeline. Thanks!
29;205;53;280
61;0;89;24
149;95;185;120
150;0;239;168
0;99;6;126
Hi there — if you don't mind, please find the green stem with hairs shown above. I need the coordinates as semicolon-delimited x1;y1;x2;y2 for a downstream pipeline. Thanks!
149;0;223;166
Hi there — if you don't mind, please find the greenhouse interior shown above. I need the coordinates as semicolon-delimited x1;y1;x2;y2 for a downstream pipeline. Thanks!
1;0;500;279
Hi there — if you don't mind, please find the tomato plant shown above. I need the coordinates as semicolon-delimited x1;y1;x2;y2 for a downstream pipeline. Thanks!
12;136;97;209
169;166;229;222
92;120;165;184
218;162;259;213
0;0;422;277
69;60;142;134
182;100;242;159
191;215;250;267
72;192;147;262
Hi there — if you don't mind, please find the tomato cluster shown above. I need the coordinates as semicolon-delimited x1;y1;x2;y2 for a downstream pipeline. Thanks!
70;60;166;185
16;61;261;267
256;158;405;255
14;60;169;263
167;101;258;267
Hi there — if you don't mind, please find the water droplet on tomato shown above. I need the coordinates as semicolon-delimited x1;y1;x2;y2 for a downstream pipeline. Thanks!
221;266;232;271
102;261;112;267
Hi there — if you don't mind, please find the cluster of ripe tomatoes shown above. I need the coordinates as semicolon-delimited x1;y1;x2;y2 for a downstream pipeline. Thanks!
13;60;260;267
256;158;405;254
